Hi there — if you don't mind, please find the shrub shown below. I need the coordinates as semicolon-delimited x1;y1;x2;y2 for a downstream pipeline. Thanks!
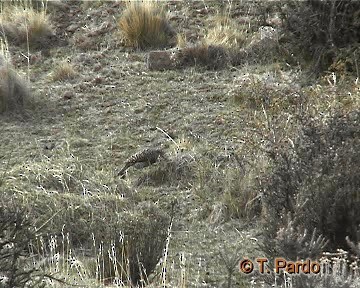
1;189;169;286
279;0;360;76
118;1;176;49
262;110;360;252
229;77;304;114
0;205;45;288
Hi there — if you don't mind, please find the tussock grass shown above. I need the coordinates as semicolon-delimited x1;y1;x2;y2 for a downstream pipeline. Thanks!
0;42;29;113
118;1;175;49
52;61;76;82
176;12;248;70
204;15;248;49
0;1;52;46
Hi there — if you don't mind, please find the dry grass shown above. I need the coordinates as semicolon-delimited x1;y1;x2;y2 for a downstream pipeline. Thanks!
118;1;176;49
1;2;359;287
0;42;29;113
176;43;229;70
0;1;52;45
204;15;248;49
52;61;76;82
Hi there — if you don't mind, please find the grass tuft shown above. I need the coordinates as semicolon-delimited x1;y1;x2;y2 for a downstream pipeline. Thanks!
0;2;52;46
204;15;248;49
118;1;176;50
52;61;76;82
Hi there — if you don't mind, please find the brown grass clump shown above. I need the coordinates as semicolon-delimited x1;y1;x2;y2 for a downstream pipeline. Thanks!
0;52;29;113
118;1;176;49
176;43;229;70
0;3;53;47
52;61;76;82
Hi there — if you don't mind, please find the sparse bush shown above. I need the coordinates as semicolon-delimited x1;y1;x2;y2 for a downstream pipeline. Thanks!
0;53;29;113
260;213;360;287
118;1;176;49
229;78;304;114
262;110;360;253
279;0;360;76
0;205;45;288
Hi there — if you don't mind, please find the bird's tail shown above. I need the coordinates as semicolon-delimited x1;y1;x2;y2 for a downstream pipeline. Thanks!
117;166;128;179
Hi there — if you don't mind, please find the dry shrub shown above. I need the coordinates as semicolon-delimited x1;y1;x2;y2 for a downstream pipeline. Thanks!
0;3;53;47
262;110;360;254
176;43;229;70
3;191;129;249
280;0;360;76
0;53;29;113
0;204;45;288
260;214;360;288
118;1;176;49
52;61;76;82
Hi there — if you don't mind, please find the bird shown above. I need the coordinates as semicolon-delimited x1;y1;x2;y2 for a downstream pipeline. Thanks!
118;148;167;178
